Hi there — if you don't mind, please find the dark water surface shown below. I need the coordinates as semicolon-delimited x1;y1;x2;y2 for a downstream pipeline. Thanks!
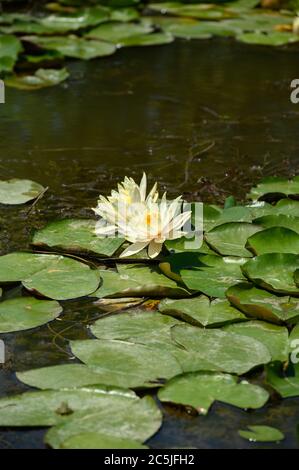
0;38;299;449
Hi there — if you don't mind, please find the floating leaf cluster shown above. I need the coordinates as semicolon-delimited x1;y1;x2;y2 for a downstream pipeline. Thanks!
1;0;299;88
1;175;299;447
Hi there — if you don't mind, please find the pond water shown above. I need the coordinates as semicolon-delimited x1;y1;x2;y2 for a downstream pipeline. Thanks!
0;37;299;449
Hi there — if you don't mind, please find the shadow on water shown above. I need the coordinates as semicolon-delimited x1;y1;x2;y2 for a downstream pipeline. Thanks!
0;37;299;448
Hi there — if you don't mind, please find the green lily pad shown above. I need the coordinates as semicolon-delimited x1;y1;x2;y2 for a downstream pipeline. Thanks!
266;363;299;398
247;227;299;255
179;254;247;298
0;179;44;205
86;21;153;42
248;177;299;201
149;3;237;20
242;253;299;295
23;35;116;60
238;425;284;442
253;214;299;235
70;339;183;388
223;320;289;362
32;219;124;257
273;198;299;217
0;297;62;333
226;282;299;323
5;68;69;90
194;204;252;232
92;264;190;299
151;17;232;39
109;8;140;22
0;252;101;300
237;31;299;47
295;269;299;287
0;386;137;426
90;310;181;345
0;21;56;35
118;32;174;47
60;433;148;449
165;238;216;255
39;6;110;32
171;324;271;374
158;296;246;327
158;372;269;414
45;396;161;449
17;364;141;390
0;34;23;72
205;222;262;257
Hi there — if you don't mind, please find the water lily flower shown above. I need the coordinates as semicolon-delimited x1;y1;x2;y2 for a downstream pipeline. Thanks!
93;174;191;258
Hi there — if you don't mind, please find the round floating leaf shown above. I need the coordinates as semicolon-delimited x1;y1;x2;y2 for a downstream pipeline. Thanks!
39;6;110;32
109;8;140;22
266;363;299;398
242;253;299;295
226;282;299;323
0;34;23;72
32;219;124;257
254;214;299;235
86;21;153;42
237;31;299;46
149;3;237;20
90;310;181;345
5;68;69;90
238;425;284;443
0;297;62;333
0;252;101;300
248;177;299;201
60;433;148;449
158;372;269;414
45;396;161;449
152;17;232;39
179;255;247;298
205;222;262;257
118;32;174;47
223;320;289;362
247;227;299;255
70;339;183;388
23;35;116;60
295;269;299;287
165;238;216;255
92;264;190;299
0;387;138;426
273;198;299;217
17;364;140;390
171;324;271;374
0;179;44;205
158;296;246;327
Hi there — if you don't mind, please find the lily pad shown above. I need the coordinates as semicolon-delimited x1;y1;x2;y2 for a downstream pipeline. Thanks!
45;396;161;449
92;264;190;298
39;6;110;32
17;364;140;390
205;222;262;257
253;214;299;235
179;254;247;298
70;339;183;388
223;320;289;362
0;179;44;205
165;238;215;255
158;372;269;414
109;8;140;22
171;324;271;374
118;32;174;47
226;283;299;323
247;227;299;255
238;425;284;442
5;68;69;90
23;35;116;60
274;198;299;217
32;219;124;257
0;387;137;426
86;21;153;42
242;253;299;295
151;17;232;39
0;252;101;300
248;177;299;201
0;297;62;333
158;296;246;327
266;363;299;398
149;3;237;20
60;433;148;449
237;31;299;47
0;34;23;72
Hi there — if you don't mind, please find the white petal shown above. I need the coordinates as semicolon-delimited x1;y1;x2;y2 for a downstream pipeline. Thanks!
139;173;147;201
148;240;163;258
119;241;149;258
